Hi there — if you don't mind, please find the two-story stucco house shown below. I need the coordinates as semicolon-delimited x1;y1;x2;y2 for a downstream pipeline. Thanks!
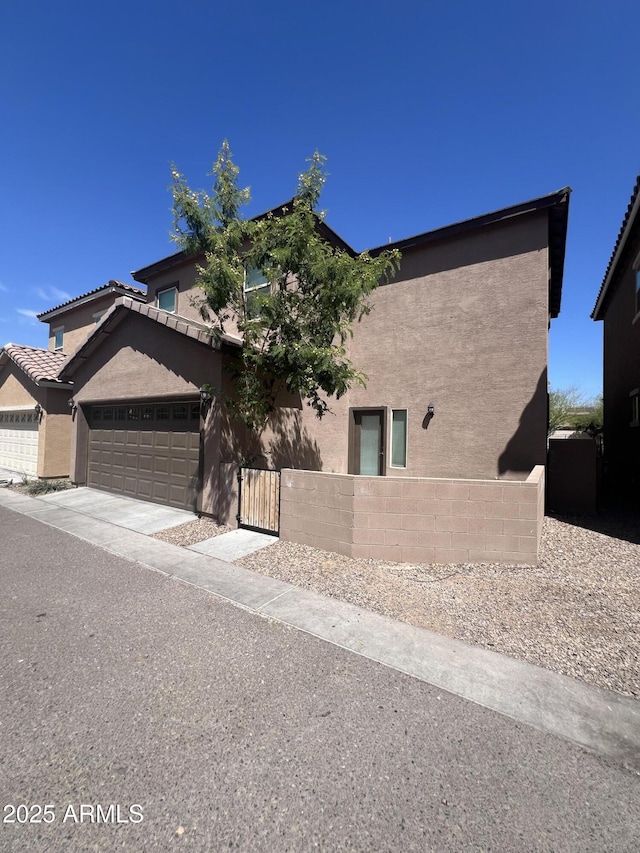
57;187;570;547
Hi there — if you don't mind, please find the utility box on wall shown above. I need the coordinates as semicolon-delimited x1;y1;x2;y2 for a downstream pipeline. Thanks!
547;436;599;514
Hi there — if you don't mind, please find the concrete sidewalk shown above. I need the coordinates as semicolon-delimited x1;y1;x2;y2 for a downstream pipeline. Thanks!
1;485;638;774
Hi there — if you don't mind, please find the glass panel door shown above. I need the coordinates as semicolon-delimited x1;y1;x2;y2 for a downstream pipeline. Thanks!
360;413;382;475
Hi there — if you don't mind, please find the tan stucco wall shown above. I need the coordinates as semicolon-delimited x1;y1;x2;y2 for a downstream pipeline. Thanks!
47;293;128;356
280;466;545;565
143;258;204;323
37;390;72;478
343;213;550;480
0;365;38;408
71;313;221;403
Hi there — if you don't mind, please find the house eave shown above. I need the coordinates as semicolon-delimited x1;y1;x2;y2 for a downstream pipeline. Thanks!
591;176;640;321
132;201;357;284
37;281;146;322
369;187;570;319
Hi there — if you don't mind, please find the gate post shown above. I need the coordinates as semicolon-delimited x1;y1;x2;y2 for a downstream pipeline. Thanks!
236;466;243;527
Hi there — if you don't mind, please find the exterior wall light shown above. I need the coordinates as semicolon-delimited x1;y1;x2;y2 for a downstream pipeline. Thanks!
427;403;435;416
200;385;213;404
68;397;77;414
34;403;42;416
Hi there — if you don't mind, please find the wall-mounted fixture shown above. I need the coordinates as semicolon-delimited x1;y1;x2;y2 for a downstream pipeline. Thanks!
34;402;42;420
68;397;77;414
199;385;213;404
427;403;435;416
199;384;214;420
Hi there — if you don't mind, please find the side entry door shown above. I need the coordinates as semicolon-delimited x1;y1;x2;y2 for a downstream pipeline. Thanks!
350;409;385;475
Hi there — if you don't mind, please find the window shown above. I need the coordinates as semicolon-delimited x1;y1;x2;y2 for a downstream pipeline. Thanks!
157;286;177;313
631;390;639;426
52;327;64;352
390;409;408;468
93;310;106;324
244;266;270;317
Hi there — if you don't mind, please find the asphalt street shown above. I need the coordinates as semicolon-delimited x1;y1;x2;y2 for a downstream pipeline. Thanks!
1;506;638;852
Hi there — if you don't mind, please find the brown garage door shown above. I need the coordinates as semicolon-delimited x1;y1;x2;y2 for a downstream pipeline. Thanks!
87;401;200;510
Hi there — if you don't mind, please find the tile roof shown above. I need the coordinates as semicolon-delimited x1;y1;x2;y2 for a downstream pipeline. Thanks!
36;280;146;320
592;174;640;320
1;343;70;385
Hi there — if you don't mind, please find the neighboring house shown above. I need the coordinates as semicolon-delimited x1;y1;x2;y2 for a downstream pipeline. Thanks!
0;345;71;477
591;174;640;503
58;188;570;528
0;281;145;478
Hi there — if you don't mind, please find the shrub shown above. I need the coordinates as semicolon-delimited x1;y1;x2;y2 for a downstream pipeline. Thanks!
26;479;72;496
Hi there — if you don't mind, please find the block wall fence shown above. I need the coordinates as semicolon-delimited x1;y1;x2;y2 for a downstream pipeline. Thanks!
279;467;545;566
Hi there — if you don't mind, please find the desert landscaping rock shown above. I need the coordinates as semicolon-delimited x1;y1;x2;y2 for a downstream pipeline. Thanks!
234;514;639;700
152;517;228;547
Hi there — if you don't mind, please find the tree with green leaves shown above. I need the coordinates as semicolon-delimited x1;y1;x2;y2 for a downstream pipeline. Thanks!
548;386;603;436
171;141;400;445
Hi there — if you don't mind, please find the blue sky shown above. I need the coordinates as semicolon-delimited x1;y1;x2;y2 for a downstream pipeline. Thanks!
1;0;639;400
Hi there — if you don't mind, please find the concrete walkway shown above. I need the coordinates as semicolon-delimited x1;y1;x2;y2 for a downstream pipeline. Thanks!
189;528;277;560
0;485;638;774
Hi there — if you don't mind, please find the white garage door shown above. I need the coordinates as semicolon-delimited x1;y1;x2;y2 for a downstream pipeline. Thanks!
0;409;39;476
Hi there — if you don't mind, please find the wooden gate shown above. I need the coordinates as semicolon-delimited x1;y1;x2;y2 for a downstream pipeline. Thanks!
237;468;281;534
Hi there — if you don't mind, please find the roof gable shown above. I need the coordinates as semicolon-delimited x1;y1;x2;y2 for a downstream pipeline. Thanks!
37;280;146;322
0;343;72;387
59;297;241;381
131;200;356;285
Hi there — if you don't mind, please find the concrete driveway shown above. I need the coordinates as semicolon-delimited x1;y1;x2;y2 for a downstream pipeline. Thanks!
36;486;194;534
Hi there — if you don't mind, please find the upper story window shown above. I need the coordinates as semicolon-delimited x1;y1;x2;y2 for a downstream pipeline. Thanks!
157;286;177;313
244;267;270;317
52;327;64;352
93;310;106;324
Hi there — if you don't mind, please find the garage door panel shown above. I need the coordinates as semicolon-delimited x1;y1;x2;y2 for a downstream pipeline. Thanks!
171;458;188;477
152;482;170;502
0;411;40;477
87;400;200;510
154;456;169;475
124;454;139;471
171;432;189;450
123;477;139;497
111;451;125;468
138;454;153;473
137;479;153;499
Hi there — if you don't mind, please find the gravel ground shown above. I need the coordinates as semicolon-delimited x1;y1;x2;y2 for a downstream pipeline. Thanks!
152;517;228;546
231;513;640;700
